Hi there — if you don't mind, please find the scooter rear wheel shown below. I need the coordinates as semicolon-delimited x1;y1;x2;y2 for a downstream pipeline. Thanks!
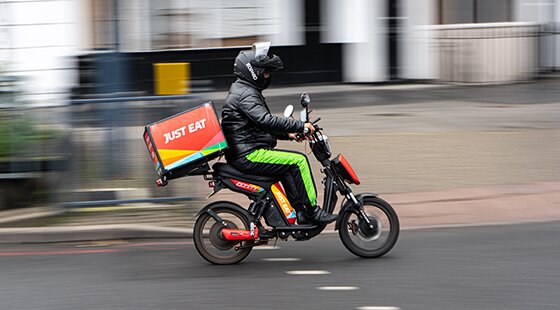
339;196;399;258
193;203;253;265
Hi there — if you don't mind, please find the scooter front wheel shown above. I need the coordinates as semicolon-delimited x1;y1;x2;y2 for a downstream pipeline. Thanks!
193;202;253;265
339;196;399;258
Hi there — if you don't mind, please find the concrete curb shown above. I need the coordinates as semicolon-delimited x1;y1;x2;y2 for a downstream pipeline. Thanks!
0;225;192;244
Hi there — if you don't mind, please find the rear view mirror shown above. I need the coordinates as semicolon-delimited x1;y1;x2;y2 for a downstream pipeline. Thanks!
300;93;310;108
283;105;294;118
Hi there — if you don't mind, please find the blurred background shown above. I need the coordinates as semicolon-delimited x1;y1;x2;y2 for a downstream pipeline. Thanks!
1;2;560;309
0;0;558;217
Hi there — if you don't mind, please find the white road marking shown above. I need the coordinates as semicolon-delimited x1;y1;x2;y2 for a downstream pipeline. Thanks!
286;270;331;275
262;258;301;262
316;286;360;291
253;246;281;250
357;307;401;310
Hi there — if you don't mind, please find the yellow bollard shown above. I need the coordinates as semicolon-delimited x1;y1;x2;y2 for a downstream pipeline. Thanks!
154;62;190;95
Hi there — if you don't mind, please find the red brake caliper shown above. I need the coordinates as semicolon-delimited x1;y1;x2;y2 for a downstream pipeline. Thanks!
348;220;358;235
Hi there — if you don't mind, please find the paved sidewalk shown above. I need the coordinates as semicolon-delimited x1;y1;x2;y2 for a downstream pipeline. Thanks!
387;181;560;228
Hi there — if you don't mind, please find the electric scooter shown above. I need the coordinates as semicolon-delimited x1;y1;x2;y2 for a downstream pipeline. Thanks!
193;93;400;264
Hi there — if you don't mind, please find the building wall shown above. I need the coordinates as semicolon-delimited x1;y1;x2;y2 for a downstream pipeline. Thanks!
400;0;560;81
323;0;387;82
515;0;560;70
515;0;555;22
400;0;438;80
117;0;304;51
3;0;558;104
1;0;80;105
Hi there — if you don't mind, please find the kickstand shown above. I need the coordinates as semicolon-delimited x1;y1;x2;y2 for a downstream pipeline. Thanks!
273;237;279;248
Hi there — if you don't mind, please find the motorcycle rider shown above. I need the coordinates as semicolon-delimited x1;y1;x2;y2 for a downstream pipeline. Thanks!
221;42;337;225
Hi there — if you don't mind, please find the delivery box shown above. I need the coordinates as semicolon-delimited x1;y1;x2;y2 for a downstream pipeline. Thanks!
143;102;227;183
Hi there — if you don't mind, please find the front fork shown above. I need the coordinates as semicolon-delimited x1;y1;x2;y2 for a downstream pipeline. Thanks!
346;192;375;230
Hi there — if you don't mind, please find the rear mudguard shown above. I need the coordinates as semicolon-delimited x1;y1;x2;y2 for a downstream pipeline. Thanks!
196;201;255;224
334;192;378;231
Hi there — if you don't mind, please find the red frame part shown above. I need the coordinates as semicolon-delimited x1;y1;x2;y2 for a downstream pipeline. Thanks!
336;154;361;185
221;228;259;240
229;178;264;193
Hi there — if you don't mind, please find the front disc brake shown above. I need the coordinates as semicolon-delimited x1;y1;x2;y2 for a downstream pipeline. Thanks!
358;216;382;241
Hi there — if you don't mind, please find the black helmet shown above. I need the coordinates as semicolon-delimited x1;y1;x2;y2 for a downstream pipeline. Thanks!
233;42;283;90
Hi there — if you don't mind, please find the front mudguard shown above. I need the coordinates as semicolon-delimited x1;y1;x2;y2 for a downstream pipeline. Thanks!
195;201;255;224
334;192;378;231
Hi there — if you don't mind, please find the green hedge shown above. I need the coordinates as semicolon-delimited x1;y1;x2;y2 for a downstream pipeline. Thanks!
0;113;53;159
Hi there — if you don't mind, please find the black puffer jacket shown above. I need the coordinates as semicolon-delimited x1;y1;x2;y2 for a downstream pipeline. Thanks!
221;79;305;160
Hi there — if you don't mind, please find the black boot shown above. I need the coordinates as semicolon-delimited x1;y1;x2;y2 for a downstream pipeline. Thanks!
309;206;337;225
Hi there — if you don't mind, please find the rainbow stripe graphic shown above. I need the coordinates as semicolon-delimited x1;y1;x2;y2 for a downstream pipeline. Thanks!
162;139;227;170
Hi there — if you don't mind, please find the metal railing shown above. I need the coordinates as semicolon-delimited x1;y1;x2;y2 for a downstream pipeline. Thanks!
1;95;213;210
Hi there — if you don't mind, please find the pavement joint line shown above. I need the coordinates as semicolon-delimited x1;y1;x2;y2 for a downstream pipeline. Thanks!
319;219;560;234
0;224;190;231
73;188;141;192
0;209;65;224
0;249;120;257
117;241;193;247
357;307;401;310
67;205;182;212
316;286;360;291
402;218;560;231
286;270;331;275
391;191;556;205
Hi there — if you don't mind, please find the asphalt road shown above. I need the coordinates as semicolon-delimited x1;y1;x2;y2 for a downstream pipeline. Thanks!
1;221;559;310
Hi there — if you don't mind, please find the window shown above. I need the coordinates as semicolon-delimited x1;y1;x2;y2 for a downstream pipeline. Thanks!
89;0;301;51
439;0;512;24
91;0;115;50
149;0;272;50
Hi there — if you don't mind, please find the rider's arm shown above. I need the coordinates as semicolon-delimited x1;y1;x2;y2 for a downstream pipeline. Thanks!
238;93;304;133
271;131;290;140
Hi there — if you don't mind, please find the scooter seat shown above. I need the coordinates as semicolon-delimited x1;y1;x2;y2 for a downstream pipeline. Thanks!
212;162;278;183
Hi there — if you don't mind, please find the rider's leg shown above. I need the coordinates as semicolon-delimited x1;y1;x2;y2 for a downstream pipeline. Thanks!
278;174;305;212
231;148;336;224
280;172;336;225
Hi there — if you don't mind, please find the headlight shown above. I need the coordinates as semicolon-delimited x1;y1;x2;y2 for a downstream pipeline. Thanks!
322;135;331;154
316;134;331;155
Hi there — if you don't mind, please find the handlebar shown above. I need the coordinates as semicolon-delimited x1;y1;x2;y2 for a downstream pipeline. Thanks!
294;133;305;142
310;117;322;131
